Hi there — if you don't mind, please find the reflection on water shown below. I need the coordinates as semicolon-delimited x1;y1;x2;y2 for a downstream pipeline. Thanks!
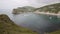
0;11;60;34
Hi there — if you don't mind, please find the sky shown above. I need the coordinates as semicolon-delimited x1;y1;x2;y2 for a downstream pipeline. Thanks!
0;0;60;10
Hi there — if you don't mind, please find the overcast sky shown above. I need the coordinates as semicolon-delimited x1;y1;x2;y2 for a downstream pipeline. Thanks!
0;0;60;10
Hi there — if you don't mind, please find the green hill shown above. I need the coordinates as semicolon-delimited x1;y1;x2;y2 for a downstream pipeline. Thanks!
35;3;60;13
48;30;60;34
0;14;38;34
12;6;36;14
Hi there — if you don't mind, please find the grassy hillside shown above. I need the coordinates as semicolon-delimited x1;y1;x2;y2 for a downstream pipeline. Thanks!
35;3;60;13
12;6;36;14
48;30;60;34
0;14;38;34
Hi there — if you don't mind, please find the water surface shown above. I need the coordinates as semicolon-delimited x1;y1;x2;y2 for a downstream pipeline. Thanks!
0;11;60;34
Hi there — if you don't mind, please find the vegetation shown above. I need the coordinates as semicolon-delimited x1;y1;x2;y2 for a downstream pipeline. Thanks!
12;3;60;15
35;3;60;13
0;14;38;34
48;30;60;34
12;6;36;14
11;3;60;34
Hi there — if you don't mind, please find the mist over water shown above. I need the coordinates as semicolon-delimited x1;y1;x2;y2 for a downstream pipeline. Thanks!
0;11;60;34
0;0;60;34
12;13;60;34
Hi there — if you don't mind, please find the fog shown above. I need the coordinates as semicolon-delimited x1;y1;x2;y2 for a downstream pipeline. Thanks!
13;13;60;34
0;0;60;17
0;0;60;34
0;0;60;10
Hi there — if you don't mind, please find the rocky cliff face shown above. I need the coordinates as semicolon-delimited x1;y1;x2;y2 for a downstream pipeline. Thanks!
0;14;38;34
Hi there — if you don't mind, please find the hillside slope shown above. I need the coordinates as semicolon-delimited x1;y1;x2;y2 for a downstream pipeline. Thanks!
35;3;60;13
48;30;60;34
12;6;36;14
0;14;38;34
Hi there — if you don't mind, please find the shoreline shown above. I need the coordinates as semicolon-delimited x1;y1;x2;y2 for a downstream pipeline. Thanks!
34;11;60;16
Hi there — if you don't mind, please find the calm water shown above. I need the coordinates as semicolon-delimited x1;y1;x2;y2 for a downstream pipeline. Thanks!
13;13;60;33
0;11;60;34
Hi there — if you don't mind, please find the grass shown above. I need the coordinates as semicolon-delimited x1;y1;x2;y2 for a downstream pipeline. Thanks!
48;30;60;34
0;14;38;34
